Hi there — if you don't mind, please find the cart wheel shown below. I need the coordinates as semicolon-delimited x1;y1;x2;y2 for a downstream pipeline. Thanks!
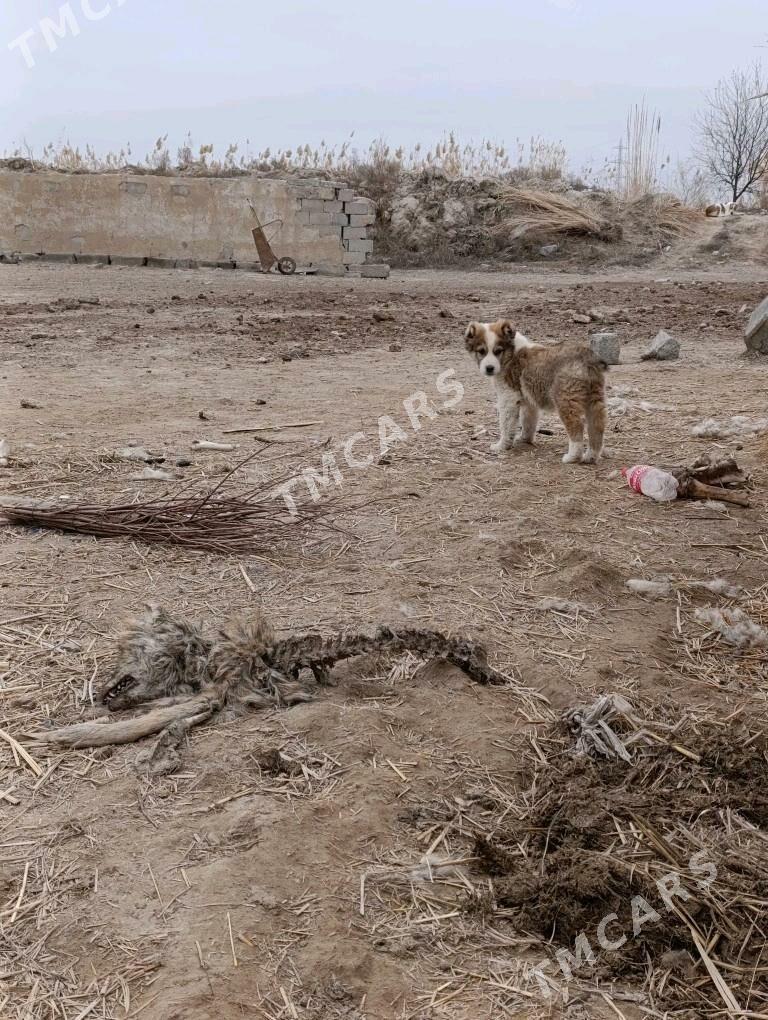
277;257;297;276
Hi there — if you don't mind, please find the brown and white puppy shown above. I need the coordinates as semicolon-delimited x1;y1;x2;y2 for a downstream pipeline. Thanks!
465;320;607;464
705;201;737;218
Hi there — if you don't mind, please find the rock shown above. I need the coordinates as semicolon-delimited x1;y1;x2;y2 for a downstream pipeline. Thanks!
20;399;40;409
745;295;768;355
373;310;395;322
175;458;192;468
588;306;630;324
641;330;680;362
46;298;80;312
388;342;402;353
539;244;559;257
590;332;621;366
570;312;592;325
438;308;455;319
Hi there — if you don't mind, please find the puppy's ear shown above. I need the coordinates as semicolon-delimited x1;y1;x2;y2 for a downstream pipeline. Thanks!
499;320;516;342
464;323;479;348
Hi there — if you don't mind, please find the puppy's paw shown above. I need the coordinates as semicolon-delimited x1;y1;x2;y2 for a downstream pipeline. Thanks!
581;449;597;464
490;440;510;454
513;436;535;448
562;450;582;464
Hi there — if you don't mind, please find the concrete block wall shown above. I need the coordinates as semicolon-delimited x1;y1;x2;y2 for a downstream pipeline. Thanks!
294;187;376;267
0;169;378;271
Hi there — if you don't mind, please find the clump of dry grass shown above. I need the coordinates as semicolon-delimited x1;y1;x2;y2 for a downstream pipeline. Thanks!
623;192;701;240
494;186;618;242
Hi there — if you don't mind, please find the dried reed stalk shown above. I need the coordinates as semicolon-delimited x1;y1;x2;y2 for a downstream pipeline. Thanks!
0;457;339;554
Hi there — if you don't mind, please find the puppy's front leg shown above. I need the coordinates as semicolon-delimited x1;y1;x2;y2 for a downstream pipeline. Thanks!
491;388;520;453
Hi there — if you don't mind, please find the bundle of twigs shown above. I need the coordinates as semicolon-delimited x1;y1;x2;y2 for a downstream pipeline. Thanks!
0;456;338;554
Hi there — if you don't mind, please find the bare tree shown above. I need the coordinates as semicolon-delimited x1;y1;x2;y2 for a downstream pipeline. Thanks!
696;62;768;201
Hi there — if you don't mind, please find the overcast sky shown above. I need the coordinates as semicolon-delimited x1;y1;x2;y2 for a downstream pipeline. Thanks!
1;0;766;174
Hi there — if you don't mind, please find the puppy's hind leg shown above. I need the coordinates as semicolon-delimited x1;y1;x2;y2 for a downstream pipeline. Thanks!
557;398;585;464
583;398;606;464
515;403;539;446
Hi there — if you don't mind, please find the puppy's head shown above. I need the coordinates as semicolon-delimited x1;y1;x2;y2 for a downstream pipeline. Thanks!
465;320;516;378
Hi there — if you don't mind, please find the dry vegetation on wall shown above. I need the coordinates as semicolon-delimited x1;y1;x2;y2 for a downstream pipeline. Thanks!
3;124;708;266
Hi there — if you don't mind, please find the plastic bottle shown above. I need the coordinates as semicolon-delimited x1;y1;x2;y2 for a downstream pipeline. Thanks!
622;465;679;502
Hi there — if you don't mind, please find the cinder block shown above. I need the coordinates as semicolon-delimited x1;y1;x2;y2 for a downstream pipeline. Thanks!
331;212;349;226
343;226;371;240
348;213;375;227
315;186;336;200
295;210;311;226
318;225;343;237
345;238;374;254
147;257;176;269
360;263;391;279
74;253;109;265
309;211;333;226
301;198;325;212
323;200;344;213
344;199;375;215
41;253;76;263
315;263;347;276
343;251;366;265
336;188;355;202
174;259;199;270
236;261;261;272
590;331;621;365
110;255;148;267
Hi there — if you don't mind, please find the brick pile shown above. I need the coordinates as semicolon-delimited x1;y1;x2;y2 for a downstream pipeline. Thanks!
292;183;376;267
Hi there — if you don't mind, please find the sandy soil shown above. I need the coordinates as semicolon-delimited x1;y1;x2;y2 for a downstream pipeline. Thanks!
1;236;768;1019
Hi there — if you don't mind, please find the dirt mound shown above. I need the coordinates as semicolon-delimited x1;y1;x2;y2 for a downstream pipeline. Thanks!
373;170;711;267
472;718;768;1012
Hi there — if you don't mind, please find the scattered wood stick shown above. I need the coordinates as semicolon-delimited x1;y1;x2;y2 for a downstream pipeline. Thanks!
0;727;43;775
222;420;321;434
9;861;30;924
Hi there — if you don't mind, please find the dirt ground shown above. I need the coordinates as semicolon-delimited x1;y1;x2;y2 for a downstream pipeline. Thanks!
2;227;768;1019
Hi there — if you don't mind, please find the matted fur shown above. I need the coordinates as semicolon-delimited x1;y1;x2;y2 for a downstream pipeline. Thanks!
105;604;211;710
465;319;607;464
100;605;508;713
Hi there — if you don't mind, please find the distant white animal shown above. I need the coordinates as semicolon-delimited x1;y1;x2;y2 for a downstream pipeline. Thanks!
705;201;737;218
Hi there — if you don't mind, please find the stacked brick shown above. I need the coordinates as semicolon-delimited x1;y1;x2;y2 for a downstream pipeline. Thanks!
292;183;376;268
